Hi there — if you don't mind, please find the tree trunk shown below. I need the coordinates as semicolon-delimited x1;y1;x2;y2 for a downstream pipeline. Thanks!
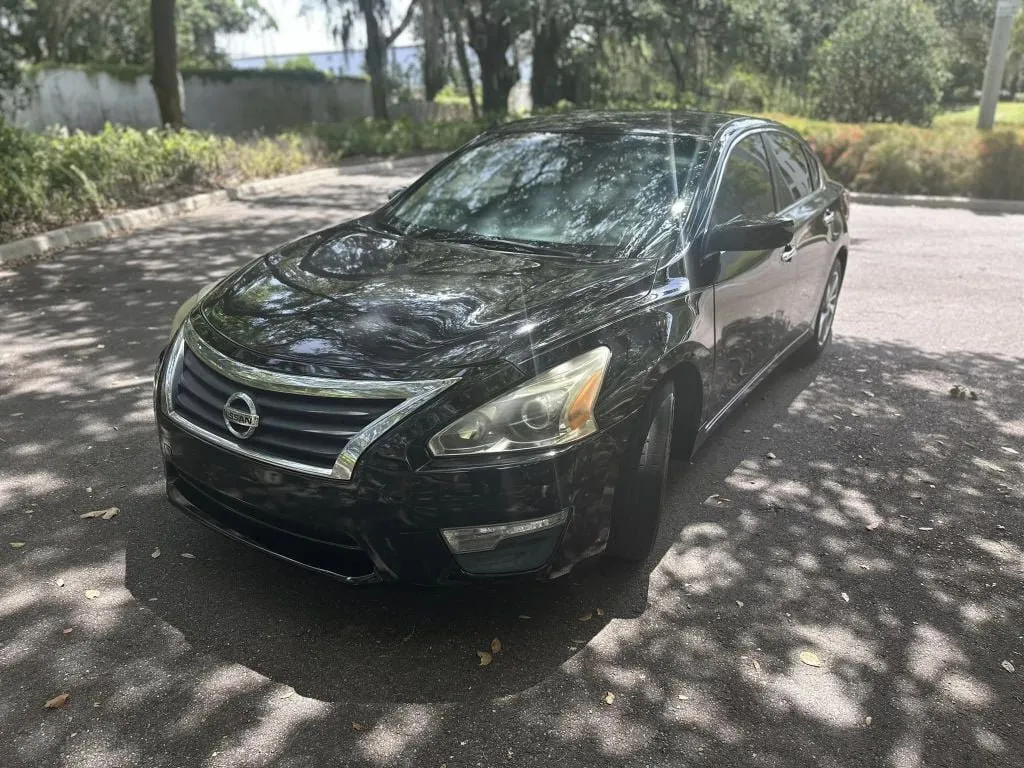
360;0;389;120
450;14;479;118
530;17;563;109
466;12;517;115
150;0;183;129
421;0;446;101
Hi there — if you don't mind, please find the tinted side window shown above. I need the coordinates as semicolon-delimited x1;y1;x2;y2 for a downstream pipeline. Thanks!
766;133;813;208
803;146;821;189
713;135;775;225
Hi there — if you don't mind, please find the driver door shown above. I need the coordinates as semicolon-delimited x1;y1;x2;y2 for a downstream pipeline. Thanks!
706;132;795;418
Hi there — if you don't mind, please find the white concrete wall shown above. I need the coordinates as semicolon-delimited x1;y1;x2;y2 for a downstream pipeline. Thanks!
4;69;381;134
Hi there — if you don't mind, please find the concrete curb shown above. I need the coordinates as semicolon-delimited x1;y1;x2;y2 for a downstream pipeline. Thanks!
850;192;1024;214
0;155;442;269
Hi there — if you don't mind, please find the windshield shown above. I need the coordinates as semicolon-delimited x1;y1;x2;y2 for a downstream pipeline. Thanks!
384;131;706;252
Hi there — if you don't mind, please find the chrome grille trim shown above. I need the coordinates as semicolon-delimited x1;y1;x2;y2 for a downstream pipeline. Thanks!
162;321;459;481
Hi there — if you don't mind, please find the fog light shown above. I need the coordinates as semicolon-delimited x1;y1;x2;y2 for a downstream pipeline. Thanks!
441;509;570;554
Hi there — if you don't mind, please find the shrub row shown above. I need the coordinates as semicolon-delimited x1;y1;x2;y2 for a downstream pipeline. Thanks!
3;114;1023;246
308;117;490;159
0;121;315;243
771;115;1024;200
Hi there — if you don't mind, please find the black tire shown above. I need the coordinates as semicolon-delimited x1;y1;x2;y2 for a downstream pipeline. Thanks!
606;382;675;562
794;257;844;365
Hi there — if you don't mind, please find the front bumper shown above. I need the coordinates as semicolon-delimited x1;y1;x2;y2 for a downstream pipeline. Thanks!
157;411;633;584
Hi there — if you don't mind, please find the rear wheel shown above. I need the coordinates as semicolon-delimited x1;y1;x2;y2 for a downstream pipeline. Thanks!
606;382;675;562
794;258;844;364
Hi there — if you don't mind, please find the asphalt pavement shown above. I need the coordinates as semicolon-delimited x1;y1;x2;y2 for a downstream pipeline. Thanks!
1;158;1022;768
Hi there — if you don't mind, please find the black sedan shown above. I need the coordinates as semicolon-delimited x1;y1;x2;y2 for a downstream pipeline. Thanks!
154;111;850;584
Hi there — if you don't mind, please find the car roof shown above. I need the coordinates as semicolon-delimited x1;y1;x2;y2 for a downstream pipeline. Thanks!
491;110;778;143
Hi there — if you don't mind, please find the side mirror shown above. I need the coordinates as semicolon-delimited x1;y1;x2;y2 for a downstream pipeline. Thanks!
386;186;406;201
706;217;794;252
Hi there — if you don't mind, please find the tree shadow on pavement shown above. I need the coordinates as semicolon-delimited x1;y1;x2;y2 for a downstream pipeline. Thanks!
2;169;1022;766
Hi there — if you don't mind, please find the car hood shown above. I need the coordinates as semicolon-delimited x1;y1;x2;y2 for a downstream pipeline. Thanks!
200;224;656;375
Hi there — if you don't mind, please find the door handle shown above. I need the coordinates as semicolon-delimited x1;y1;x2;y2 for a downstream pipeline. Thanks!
781;244;795;262
823;208;836;226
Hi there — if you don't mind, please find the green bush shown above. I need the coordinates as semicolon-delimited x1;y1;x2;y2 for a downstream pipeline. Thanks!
0;120;315;243
810;0;951;126
771;114;1024;199
309;117;489;160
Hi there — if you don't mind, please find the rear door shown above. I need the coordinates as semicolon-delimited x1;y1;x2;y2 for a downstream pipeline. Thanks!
706;132;793;417
763;131;833;339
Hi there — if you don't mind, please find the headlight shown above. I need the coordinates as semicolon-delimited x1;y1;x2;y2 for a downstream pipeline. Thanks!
428;347;611;457
169;281;217;339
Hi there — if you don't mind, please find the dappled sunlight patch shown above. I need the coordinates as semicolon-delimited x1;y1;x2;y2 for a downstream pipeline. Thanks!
906;625;967;685
171;666;268;735
767;662;866;728
0;470;65;508
654;540;745;597
357;704;441;765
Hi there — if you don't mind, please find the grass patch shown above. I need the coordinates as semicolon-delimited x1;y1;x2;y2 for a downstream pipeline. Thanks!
935;102;1024;127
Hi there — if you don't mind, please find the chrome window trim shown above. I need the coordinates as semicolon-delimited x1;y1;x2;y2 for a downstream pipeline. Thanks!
161;321;460;481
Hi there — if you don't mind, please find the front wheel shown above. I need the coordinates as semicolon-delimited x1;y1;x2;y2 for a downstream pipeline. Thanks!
606;382;675;562
794;257;844;364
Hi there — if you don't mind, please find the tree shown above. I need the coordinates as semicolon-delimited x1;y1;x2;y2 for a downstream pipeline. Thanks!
8;0;273;68
457;0;528;114
810;0;951;125
419;0;447;100
446;0;480;116
151;0;183;128
0;0;25;105
925;0;1000;101
320;0;418;120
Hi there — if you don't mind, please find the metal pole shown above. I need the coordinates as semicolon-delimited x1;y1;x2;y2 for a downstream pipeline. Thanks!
978;0;1022;129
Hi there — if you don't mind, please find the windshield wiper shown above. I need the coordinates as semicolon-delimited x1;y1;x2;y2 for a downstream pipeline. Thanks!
417;229;590;258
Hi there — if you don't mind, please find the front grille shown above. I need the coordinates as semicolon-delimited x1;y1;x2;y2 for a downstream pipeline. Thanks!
172;348;403;471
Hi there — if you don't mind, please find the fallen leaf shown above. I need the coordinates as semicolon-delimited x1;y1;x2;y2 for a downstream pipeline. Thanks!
80;507;113;519
736;600;744;608
477;651;493;667
865;521;881;531
62;628;73;634
603;692;615;705
752;659;762;673
84;589;100;599
351;722;366;731
702;494;731;508
578;612;593;622
1001;660;1016;673
841;592;850;603
9;542;25;548
861;390;875;398
279;690;295;700
150;548;161;558
490;637;502;654
765;452;777;460
45;693;70;709
799;651;823;668
595;607;605;617
180;553;195;559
